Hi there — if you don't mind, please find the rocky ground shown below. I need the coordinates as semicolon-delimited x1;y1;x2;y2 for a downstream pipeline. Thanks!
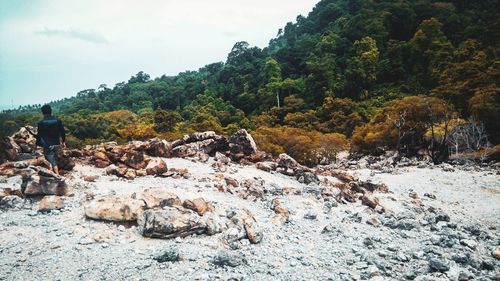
0;156;499;281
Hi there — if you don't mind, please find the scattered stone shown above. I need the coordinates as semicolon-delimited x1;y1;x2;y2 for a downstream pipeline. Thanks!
271;199;290;219
460;239;477;250
304;211;317;220
366;216;381;227
182;198;211;216
38;195;64;212
83;175;98;182
242;216;262;244
493;246;500;260
409;191;419;199
361;194;379;209
212;252;246;267
154;248;180;263
429;257;450;272
255;161;277;172
424;193;437;199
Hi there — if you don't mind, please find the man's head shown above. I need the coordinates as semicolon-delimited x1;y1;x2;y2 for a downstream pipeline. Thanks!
41;104;52;116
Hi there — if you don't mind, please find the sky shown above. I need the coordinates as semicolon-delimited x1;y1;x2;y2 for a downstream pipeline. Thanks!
0;0;319;107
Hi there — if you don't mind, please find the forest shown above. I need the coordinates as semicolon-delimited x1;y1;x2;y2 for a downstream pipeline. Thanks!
1;0;499;165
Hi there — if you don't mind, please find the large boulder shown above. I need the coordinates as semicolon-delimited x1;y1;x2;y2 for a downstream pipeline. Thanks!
172;137;228;158
139;207;207;239
172;131;219;147
119;151;148;170
84;196;146;222
228;129;258;156
23;167;72;196
146;138;172;157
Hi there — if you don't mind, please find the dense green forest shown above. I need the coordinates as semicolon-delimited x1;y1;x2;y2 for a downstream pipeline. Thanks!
2;0;499;164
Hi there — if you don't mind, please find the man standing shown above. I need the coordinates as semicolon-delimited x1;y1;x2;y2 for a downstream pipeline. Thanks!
36;104;66;175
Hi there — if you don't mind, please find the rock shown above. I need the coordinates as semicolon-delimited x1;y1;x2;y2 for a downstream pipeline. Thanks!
228;129;258;156
424;193;437;199
94;159;111;168
138;187;181;209
212;251;246;267
0;195;25;209
23;168;72;196
277;153;300;170
429;258;450;272
205;214;227;235
271;199;290;219
124;169;137;180
145;158;168;176
361;194;379;209
242;216;262;244
255;161;277;172
409;191;419;199
84;196;146;222
214;152;230;164
460;239;477;250
0;175;23;197
182;198;211;216
295;169;319;185
83;175;98;182
154;248;180;263
366;216;381;227
224;177;239;187
39;195;64;212
493;246;500;260
146;138;172;158
139;207;207;239
304;211;317;220
120;151;147;170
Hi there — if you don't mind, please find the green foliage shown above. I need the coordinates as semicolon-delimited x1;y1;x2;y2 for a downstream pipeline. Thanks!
2;0;498;158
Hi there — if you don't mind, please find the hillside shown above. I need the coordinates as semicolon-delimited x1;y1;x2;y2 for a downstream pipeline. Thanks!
1;0;499;162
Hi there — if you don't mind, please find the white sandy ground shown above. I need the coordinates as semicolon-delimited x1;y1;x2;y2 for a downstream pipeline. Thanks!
0;158;499;281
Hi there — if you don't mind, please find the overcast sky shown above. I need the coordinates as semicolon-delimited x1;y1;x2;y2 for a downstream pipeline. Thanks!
0;0;319;107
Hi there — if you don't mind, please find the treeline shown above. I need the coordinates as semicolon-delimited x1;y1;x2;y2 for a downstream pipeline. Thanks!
1;0;498;165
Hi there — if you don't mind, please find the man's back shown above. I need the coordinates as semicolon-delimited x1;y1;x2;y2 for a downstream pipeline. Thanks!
36;115;65;147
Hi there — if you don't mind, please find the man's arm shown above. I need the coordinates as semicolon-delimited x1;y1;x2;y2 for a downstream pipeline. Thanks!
58;120;66;145
36;122;42;147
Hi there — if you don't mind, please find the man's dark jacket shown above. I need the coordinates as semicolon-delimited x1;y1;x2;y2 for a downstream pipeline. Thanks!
36;115;66;148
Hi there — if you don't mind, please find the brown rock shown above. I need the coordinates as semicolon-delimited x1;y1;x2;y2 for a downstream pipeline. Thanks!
136;169;147;177
94;151;109;161
146;158;168;176
255;161;277;172
138;187;181;208
361;194;379;209
94;159;111;168
146;138;172;157
271;198;290;219
84;196;146;221
24;169;72;196
83;175;98;182
243;216;262;244
39;195;64;212
124;169;137;180
120;151;147;169
225;177;239;187
183;198;210;215
409;191;419;199
493;246;500;260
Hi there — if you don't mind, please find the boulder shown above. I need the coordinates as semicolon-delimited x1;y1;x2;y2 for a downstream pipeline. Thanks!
243;216;262;244
124;169;137;180
214;152;230;164
119;151;147;170
84;196;146;222
139;207;207;239
271;198;290;219
255;161;277;172
228;129;258;156
0;175;23;197
24;168;71;196
361;194;380;209
39;195;64;212
172;137;228;158
94;159;111;168
146;158;168;176
277;153;300;170
182;198;212;215
137;187;181;208
146;138;172;157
